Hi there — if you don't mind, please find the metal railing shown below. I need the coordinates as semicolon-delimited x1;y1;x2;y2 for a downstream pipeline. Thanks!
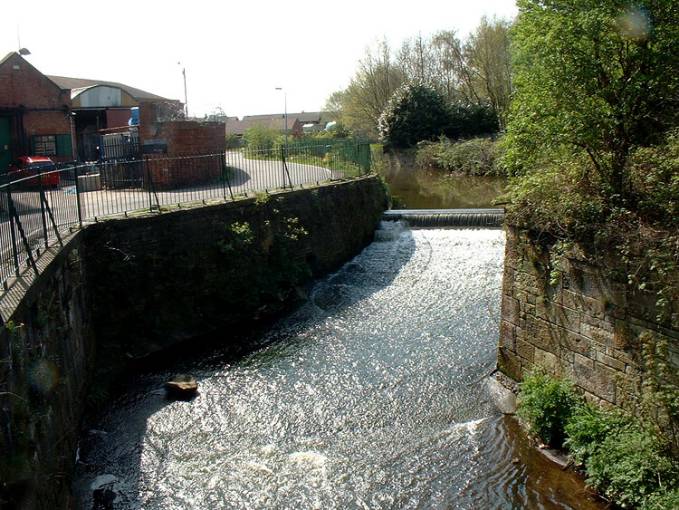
0;142;372;292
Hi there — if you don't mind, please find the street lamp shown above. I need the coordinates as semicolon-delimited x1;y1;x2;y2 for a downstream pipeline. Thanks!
178;62;189;118
275;87;288;153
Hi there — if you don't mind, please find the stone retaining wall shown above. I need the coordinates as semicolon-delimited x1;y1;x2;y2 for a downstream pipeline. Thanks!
498;226;679;408
0;176;388;509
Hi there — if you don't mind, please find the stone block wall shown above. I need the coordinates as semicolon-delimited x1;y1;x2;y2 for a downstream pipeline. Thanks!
0;176;388;509
498;227;679;408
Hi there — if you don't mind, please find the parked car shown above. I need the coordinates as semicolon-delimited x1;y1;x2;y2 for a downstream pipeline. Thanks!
6;156;60;188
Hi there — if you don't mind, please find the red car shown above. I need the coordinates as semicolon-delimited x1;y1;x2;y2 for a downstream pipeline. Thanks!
7;156;60;187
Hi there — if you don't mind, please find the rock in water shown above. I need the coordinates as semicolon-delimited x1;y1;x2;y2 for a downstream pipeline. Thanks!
165;374;198;399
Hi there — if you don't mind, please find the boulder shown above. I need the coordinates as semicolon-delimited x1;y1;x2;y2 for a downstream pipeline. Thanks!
164;374;198;399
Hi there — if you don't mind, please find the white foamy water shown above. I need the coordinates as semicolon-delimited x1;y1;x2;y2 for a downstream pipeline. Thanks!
75;227;567;510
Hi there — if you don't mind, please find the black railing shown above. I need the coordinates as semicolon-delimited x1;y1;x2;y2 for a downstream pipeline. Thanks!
0;142;372;292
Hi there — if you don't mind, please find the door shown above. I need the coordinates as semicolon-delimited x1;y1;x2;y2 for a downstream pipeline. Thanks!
0;117;11;172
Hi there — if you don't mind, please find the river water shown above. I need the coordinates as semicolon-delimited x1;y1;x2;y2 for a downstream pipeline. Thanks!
74;224;603;510
377;153;507;210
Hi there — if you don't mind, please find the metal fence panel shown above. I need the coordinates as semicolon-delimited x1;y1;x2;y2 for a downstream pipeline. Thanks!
0;141;372;292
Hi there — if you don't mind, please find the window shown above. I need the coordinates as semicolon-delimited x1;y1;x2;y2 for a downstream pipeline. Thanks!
32;135;57;156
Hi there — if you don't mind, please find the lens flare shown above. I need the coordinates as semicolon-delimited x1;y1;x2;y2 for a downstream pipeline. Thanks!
617;8;651;42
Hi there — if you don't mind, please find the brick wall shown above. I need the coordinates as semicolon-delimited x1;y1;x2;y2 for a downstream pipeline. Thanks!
138;101;225;187
498;226;679;408
0;53;74;160
0;54;70;109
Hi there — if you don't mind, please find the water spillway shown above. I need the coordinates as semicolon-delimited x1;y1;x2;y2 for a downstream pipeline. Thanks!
73;223;602;510
383;208;504;228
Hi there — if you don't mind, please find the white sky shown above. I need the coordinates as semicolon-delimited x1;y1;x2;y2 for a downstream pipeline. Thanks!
1;0;517;118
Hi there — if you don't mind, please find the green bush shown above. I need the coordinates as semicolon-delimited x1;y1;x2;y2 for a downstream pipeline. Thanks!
587;426;678;508
243;125;279;151
564;404;633;466
517;370;581;448
378;83;453;148
642;489;679;510
416;137;502;176
519;371;679;509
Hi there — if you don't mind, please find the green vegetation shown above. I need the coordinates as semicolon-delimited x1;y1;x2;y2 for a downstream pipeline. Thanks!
518;371;679;509
327;16;511;138
416;137;502;176
517;370;580;448
217;216;311;312
243;125;279;152
225;133;241;149
377;84;499;149
377;84;453;148
503;0;679;325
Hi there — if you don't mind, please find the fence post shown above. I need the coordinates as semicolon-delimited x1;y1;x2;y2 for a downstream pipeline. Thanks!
73;164;83;227
281;146;286;189
38;174;49;248
221;153;234;200
6;184;19;276
144;156;153;211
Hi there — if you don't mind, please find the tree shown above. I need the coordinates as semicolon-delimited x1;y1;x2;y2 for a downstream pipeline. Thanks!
377;83;452;148
328;41;406;138
504;0;679;198
243;125;278;151
463;17;512;129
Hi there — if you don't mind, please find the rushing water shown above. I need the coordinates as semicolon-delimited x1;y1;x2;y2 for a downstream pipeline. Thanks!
74;225;603;510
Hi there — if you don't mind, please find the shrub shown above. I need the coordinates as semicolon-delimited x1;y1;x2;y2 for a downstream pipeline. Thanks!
564;404;633;466
378;83;453;148
586;426;678;508
416;137;502;176
642;489;679;510
243;125;279;151
517;370;581;448
447;102;499;139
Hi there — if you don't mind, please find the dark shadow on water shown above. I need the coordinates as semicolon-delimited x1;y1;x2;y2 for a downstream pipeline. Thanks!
72;228;418;509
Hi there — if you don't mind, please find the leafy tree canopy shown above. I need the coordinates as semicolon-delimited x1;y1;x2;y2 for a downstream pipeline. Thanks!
504;0;679;198
377;83;453;148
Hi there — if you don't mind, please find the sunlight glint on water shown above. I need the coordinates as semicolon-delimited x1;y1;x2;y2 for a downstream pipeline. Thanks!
74;226;597;510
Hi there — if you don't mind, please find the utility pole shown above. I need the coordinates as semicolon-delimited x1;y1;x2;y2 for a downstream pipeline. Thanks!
178;62;189;118
275;87;288;153
182;67;189;118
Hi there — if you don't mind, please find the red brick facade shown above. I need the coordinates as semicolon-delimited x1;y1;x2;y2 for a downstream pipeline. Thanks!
0;53;74;167
138;101;226;188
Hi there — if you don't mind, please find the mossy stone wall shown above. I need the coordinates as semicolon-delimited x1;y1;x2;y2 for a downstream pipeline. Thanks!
498;227;679;408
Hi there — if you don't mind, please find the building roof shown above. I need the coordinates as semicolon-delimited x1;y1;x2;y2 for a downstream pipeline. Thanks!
0;52;16;67
46;75;169;102
225;112;325;135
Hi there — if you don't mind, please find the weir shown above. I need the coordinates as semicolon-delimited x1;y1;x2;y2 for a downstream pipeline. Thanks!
383;208;504;227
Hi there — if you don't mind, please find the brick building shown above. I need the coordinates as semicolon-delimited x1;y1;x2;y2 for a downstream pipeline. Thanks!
0;52;75;171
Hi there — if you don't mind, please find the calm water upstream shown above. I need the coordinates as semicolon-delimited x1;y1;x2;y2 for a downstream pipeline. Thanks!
74;225;604;510
378;152;507;209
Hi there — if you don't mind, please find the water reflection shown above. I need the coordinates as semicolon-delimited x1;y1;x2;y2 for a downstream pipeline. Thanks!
379;154;507;209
